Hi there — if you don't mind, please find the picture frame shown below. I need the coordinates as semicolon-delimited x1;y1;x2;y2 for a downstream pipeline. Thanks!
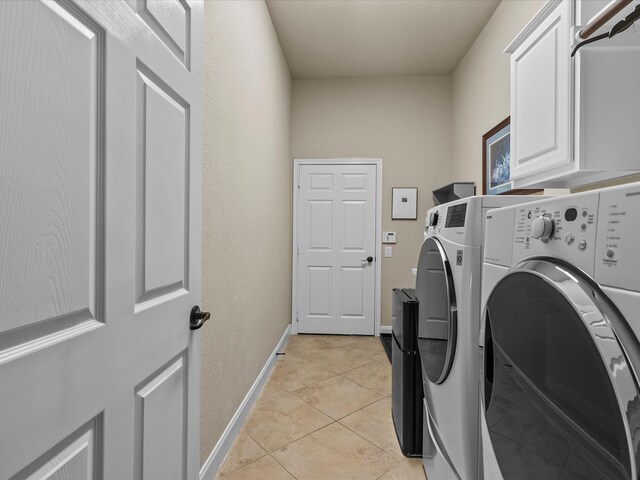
482;117;512;195
482;117;542;196
392;187;418;220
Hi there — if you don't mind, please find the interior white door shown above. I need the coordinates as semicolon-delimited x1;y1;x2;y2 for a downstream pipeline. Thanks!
297;164;377;335
0;1;203;479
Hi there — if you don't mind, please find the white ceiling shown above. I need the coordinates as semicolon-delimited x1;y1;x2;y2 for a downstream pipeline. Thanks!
266;0;501;78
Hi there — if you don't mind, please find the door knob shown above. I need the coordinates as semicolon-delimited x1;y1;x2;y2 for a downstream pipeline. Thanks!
362;256;374;263
190;305;211;330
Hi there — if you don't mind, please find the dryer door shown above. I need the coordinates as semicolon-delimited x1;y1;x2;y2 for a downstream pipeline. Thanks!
481;259;640;480
416;237;457;385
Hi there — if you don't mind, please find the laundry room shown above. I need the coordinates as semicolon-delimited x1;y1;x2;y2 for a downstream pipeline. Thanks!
2;0;640;479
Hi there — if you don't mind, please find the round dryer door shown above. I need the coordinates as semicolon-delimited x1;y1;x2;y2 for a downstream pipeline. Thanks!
481;259;640;480
416;237;457;385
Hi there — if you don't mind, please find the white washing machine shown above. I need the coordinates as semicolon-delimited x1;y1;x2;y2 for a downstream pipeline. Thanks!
415;195;535;480
480;183;640;480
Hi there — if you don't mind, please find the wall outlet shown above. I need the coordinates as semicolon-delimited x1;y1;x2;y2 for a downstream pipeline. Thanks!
384;246;393;257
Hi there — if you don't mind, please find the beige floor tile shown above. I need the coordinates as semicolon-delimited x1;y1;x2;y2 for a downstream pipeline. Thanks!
283;335;335;358
216;455;295;480
272;422;398;480
268;353;336;392
293;375;382;420
244;386;333;452
339;396;404;459
253;382;283;402
378;456;426;480
305;346;376;374
344;336;387;359
316;334;363;349
342;359;392;396
218;430;268;476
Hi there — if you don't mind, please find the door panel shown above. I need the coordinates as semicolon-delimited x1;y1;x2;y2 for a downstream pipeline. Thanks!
0;1;203;478
16;417;101;480
342;173;367;191
135;354;187;480
308;201;332;250
297;164;377;335
341;267;364;317
137;0;190;67
136;66;189;303
308;267;332;316
342;201;366;250
0;0;105;339
308;173;333;190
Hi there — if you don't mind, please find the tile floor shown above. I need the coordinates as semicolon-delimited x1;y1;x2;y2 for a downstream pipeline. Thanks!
215;334;427;480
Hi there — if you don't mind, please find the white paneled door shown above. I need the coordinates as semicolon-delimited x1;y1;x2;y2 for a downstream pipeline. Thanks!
296;164;378;335
0;1;202;479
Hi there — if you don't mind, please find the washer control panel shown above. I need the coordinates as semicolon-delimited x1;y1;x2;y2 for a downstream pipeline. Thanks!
512;193;600;275
531;214;554;240
425;206;444;237
595;184;640;291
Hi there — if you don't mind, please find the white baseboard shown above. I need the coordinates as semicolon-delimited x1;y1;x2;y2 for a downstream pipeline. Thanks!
380;325;392;335
199;324;291;480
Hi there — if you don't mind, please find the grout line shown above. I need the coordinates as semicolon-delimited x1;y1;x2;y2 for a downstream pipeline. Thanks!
337;375;390;397
217;451;269;479
279;372;340;395
332;393;385;422
336;372;388;397
268;453;299;480
266;421;338;457
337;420;402;467
337;356;380;374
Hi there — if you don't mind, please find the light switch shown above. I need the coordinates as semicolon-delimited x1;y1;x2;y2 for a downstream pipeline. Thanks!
382;232;397;244
384;246;393;257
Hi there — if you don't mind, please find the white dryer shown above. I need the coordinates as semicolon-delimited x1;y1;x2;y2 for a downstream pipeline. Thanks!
480;183;640;480
416;195;535;480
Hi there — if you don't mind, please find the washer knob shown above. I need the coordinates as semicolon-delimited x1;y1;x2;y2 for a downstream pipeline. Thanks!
531;215;554;240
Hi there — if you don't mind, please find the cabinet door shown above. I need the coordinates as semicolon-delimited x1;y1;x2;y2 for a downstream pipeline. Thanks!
510;1;571;182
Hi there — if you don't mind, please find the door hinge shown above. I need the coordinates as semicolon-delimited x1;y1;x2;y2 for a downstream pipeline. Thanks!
297;245;299;256
297;177;300;188
296;312;299;322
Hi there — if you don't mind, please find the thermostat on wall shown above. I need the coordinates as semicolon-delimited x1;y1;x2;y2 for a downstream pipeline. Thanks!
383;232;397;244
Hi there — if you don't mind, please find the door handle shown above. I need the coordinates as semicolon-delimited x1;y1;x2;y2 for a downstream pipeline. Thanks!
361;256;374;263
190;305;211;330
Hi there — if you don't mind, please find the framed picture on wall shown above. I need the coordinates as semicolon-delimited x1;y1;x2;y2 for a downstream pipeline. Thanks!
482;117;542;196
392;187;418;220
482;117;512;195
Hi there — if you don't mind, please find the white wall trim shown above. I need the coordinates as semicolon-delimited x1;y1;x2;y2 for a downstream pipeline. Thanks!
291;158;383;337
199;325;290;480
380;325;392;335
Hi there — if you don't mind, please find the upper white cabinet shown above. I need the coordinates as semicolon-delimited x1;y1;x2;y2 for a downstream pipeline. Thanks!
506;0;640;189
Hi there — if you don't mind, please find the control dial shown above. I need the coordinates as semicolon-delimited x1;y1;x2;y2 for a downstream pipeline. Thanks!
531;215;554;241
